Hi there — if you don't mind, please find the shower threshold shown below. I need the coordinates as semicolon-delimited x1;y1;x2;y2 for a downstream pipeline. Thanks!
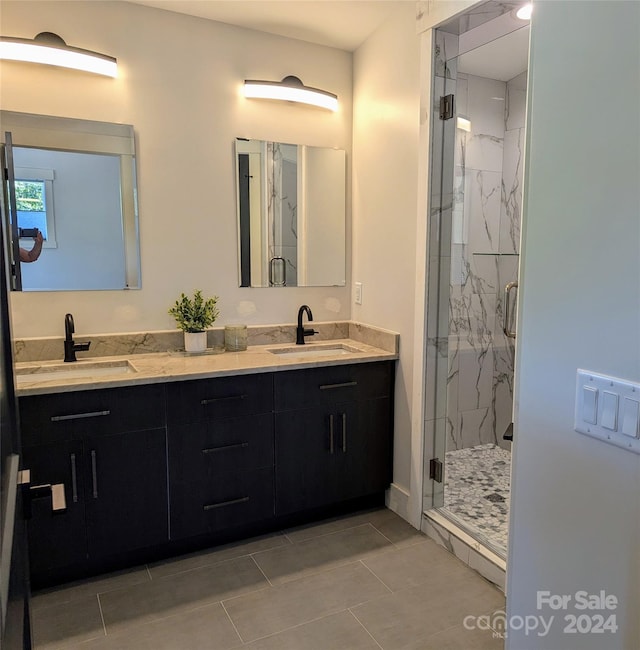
423;508;507;591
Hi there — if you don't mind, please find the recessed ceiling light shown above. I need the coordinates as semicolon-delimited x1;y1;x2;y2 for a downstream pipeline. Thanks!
516;4;533;21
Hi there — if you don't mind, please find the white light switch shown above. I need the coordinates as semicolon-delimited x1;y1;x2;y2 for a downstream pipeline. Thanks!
582;386;598;424
601;391;618;430
575;369;640;455
621;398;640;438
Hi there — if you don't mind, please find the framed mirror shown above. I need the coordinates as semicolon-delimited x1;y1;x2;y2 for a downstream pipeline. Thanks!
0;111;141;291
235;138;346;288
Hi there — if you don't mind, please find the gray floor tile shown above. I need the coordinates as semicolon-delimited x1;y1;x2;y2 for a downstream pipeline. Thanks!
32;595;104;650
148;532;290;579
243;611;380;650
99;555;267;635
254;523;392;585
223;561;390;643
366;509;426;548
32;566;151;612
284;508;397;543
65;602;242;650
420;620;505;650
351;572;505;650
362;538;471;592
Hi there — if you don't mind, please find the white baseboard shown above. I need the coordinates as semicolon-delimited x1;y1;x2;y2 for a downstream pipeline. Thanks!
385;483;411;521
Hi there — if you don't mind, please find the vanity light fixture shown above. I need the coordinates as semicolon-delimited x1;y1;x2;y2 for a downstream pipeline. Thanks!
0;32;117;77
243;76;338;111
515;3;533;20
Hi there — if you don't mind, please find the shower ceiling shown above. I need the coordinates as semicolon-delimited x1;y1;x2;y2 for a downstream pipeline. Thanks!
458;25;530;81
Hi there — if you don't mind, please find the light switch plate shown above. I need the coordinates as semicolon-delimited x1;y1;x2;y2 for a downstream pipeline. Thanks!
354;282;363;305
575;369;640;454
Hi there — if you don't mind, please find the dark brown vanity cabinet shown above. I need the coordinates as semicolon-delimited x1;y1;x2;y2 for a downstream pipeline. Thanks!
19;384;168;579
18;359;395;585
274;361;394;516
166;373;275;540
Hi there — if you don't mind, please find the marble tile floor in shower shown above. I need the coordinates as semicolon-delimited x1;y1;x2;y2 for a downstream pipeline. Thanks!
31;507;505;650
443;443;511;557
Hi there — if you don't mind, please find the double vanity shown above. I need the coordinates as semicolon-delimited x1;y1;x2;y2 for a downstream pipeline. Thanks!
16;322;398;587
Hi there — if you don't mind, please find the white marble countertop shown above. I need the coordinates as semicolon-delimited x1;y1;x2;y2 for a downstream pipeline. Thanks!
15;339;398;396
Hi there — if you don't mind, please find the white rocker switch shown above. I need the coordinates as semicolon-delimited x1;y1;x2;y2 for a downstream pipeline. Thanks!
601;391;618;431
621;397;640;438
582;386;598;424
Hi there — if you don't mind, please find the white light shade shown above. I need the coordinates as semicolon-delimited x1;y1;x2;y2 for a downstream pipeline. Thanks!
244;76;338;111
516;4;533;20
0;33;117;77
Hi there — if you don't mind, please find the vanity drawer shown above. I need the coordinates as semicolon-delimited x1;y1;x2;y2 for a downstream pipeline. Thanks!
19;384;166;445
167;373;273;425
170;467;274;540
274;361;394;411
168;413;274;480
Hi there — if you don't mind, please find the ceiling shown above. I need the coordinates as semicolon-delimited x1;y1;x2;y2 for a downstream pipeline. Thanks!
125;0;410;51
458;25;529;81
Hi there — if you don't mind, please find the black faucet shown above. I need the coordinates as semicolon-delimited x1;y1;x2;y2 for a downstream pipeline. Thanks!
64;313;91;362
296;305;318;345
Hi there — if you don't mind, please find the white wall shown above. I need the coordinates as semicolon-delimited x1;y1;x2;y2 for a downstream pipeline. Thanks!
352;3;420;509
0;0;352;337
15;148;126;291
507;2;640;648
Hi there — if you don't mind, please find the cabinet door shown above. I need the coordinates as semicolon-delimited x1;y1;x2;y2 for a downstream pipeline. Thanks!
22;440;87;574
275;406;342;515
339;397;393;500
84;428;168;558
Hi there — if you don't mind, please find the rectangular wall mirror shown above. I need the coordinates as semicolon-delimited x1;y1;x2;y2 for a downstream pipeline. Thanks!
235;138;346;288
0;110;141;291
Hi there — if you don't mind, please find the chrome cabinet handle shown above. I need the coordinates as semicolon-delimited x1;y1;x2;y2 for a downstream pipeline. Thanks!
51;410;110;422
329;414;335;454
341;413;347;453
202;442;249;454
319;381;357;391
503;281;518;339
203;496;249;511
90;450;98;499
70;453;78;503
200;394;246;406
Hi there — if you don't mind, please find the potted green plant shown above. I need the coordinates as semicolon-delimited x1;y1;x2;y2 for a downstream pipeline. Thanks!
169;289;219;353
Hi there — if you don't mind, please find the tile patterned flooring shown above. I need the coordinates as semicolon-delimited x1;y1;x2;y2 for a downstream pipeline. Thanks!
31;508;505;650
443;444;511;556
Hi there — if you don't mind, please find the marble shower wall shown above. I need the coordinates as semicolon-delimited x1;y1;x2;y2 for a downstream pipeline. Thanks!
447;71;526;451
267;142;298;286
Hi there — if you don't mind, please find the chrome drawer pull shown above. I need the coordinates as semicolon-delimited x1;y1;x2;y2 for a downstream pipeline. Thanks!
319;381;357;390
90;450;98;499
342;413;347;453
70;453;78;503
51;410;110;422
203;496;249;511
329;414;335;454
202;442;249;454
200;394;247;406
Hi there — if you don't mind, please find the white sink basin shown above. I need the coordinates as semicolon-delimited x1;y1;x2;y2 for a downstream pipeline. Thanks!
268;344;362;359
15;359;137;384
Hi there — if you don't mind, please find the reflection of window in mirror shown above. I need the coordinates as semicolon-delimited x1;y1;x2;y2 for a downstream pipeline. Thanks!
15;168;57;248
1;110;141;291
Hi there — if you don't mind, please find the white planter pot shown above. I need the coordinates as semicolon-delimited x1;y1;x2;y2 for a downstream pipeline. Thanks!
184;331;207;353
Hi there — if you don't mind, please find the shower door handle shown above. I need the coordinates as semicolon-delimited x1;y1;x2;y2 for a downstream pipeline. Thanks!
503;281;518;339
